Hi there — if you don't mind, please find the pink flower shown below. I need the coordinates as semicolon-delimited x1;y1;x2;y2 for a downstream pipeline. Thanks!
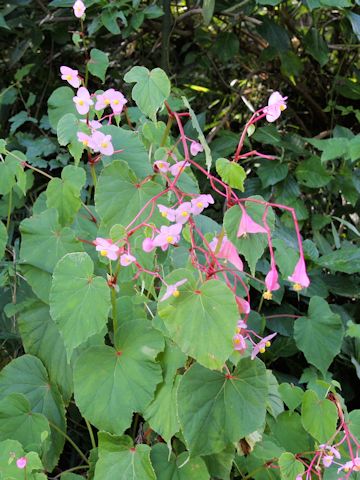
158;204;176;222
237;207;267;237
288;257;310;291
264;91;287;122
233;333;247;352
323;455;334;468
264;265;280;300
191;194;214;215
237;297;250;315
295;476;302;480
73;87;93;115
251;333;277;360
73;0;86;18
95;89;127;114
338;457;360;473
154;160;170;173
190;141;203;156
160;279;187;302
16;457;27;469
142;237;155;253
89;119;102;130
319;445;341;460
169;161;190;176
209;236;243;272
91;131;114;155
60;66;80;88
175;202;192;224
120;253;136;266
77;132;94;148
94;237;120;261
153;224;182;251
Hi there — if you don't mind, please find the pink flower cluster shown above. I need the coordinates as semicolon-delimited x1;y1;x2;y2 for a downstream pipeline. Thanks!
93;238;136;266
77;129;114;156
233;320;277;359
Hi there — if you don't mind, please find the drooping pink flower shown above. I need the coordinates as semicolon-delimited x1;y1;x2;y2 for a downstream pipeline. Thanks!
160;279;188;302
73;87;93;115
190;141;203;156
60;66;80;88
94;237;120;261
251;333;277;360
153;224;182;251
175;202;192;224
237;297;250;315
95;89;127;114
154;160;170;173
237;207;267;237
264;265;280;300
288;257;310;291
191;194;214;215
169;161;190;176
264;91;287;122
209;236;243;272
16;457;27;469
120;253;136;266
233;333;247;352
73;0;86;18
142;237;155;253
91;131;114;155
158;204;176;222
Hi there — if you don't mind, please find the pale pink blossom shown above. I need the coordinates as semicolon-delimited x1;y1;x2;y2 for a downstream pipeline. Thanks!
91;131;114;156
175;202;192;224
338;457;360;473
169;161;190;176
154;160;170;173
95;89;127;114
142;237;155;252
191;194;214;215
120;253;136;266
251;333;277;359
158;204;176;222
237;207;267;237
73;87;93;115
233;333;247;352
319;445;341;460
264;265;280;299
73;0;86;18
295;476;302;480
77;132;94;148
264;91;287;122
237;297;250;315
323;455;334;468
80;119;102;130
60;66;80;88
16;457;27;469
153;224;182;251
94;237;120;261
209;236;243;272
190;141;203;156
160;279;187;302
288;257;310;291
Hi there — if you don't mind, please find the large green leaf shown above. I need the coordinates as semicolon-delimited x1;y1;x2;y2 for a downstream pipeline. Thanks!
295;156;332;188
177;358;268;456
124;66;170;121
46;166;86;226
0;355;66;471
0;439;46;480
18;301;73;404
224;199;275;275
21;265;52;304
74;318;164;434
301;390;337;442
317;246;360;274
151;443;210;480
0;393;50;455
157;269;239;370
95;160;163;231
294;296;344;375
88;48;109;82
20;209;84;273
278;452;304;480
269;412;311;454
94;436;155;480
50;252;111;360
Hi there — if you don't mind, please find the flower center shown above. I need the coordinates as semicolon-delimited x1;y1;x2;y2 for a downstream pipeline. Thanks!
113;99;119;105
100;250;108;256
280;104;286;111
265;341;271;347
259;347;266;354
181;211;188;217
101;142;109;148
263;290;273;300
104;99;110;105
78;99;84;106
65;74;72;80
166;235;174;243
172;289;180;298
161;211;167;217
196;202;203;208
293;283;303;291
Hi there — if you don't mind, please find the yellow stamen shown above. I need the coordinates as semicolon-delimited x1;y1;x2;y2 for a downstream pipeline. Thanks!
101;142;109;148
280;104;286;111
181;211;188;217
293;283;303;292
196;202;203;208
236;327;241;334
234;338;240;344
100;250;107;256
82;140;88;146
104;99;110;105
259;347;266;354
78;100;84;106
65;75;72;80
173;290;180;298
158;163;164;168
113;99;119;105
166;235;174;243
161;212;167;218
265;341;271;347
263;290;273;300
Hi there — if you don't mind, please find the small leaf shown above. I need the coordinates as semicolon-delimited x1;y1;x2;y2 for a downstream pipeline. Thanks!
278;383;304;411
279;452;304;479
57;113;79;146
301;390;338;442
216;158;246;190
202;0;215;25
316;246;360;274
88;48;109;82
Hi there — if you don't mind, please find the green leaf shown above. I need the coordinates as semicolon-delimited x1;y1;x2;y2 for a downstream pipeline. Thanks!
0;355;66;471
0;221;7;260
279;452;304;480
57;113;80;146
20;209;84;273
270;411;311;454
46;166;86;226
74;318;164;434
124;66;170;121
151;443;210;480
0;150;26;196
21;265;52;304
88;48;109;82
50;252;111;361
252;125;281;145
295;156;332;188
0;439;47;480
317;246;360;274
177;358;268;456
48;86;79;129
294;297;344;375
304;28;329;66
257;162;288;188
202;0;215;25
278;383;304;411
203;448;234;480
94;440;156;480
0;393;50;455
258;18;290;52
158;269;239;370
301;390;337;442
95;160;163;230
18;301;73;404
216;158;246;190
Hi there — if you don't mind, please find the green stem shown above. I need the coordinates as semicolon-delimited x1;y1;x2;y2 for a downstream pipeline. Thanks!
85;418;96;449
214;228;225;255
6;189;12;231
111;287;118;340
160;116;173;147
90;164;97;187
257;294;264;313
48;421;89;465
